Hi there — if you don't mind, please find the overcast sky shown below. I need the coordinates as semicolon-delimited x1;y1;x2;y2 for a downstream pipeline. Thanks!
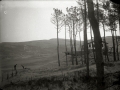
0;0;118;42
0;0;78;42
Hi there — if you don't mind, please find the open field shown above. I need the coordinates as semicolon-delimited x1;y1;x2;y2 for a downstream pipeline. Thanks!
0;37;120;90
1;60;120;90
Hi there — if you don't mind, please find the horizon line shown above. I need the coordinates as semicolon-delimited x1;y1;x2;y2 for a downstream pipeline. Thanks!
0;35;114;43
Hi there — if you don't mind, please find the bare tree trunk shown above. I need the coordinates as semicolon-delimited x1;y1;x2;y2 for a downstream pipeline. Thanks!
119;17;120;35
69;28;74;65
118;5;120;60
118;5;120;35
81;7;86;64
57;23;60;66
118;9;120;60
65;21;68;66
118;7;120;61
79;31;83;64
84;0;89;78
87;0;104;90
115;31;119;61
109;9;116;62
111;30;116;61
76;36;78;64
74;36;78;65
90;25;96;63
102;22;109;62
73;20;78;65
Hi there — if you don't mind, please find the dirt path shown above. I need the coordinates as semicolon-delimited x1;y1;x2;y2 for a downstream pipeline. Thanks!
39;64;96;78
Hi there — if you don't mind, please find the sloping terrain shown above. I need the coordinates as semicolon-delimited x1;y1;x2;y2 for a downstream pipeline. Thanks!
0;36;120;70
0;36;120;89
0;38;80;70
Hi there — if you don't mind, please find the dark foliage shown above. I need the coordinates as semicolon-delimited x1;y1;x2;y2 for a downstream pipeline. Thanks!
110;0;120;4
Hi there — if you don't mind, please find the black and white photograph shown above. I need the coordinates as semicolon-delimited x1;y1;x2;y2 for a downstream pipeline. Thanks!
0;0;120;90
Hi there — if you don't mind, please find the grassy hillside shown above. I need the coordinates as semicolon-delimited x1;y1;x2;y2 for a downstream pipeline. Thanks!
0;36;120;90
0;38;80;70
0;36;119;70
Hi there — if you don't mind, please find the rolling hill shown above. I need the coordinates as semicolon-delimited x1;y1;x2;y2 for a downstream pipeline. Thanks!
0;36;119;70
0;38;80;70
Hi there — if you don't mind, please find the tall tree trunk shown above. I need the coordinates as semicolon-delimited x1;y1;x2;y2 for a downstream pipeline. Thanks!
74;35;78;65
71;31;74;65
109;7;116;62
69;27;74;65
57;23;60;66
118;8;120;60
90;25;96;63
81;7;86;64
73;20;78;65
111;30;116;61
87;0;104;90
102;22;109;62
84;0;89;78
118;5;120;60
118;5;120;35
65;21;68;66
119;17;120;35
79;31;83;64
115;31;119;61
118;6;120;61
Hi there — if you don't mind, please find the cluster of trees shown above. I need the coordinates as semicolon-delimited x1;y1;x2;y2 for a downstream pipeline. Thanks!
51;0;120;90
